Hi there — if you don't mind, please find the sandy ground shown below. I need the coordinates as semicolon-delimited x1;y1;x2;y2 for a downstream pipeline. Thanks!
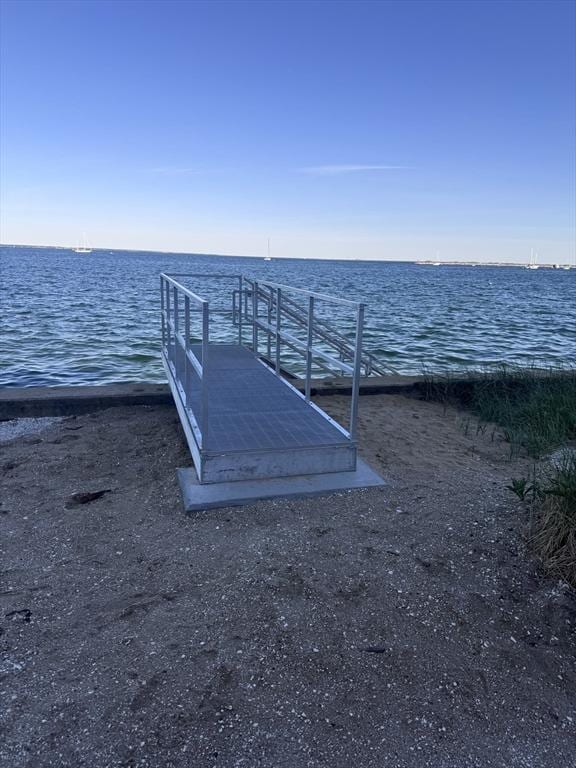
0;394;574;768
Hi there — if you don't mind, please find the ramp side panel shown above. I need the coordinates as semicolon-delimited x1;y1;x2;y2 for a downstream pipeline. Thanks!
201;443;356;484
162;355;204;482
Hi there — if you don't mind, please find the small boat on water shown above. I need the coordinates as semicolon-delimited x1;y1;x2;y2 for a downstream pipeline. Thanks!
73;233;92;254
525;249;539;269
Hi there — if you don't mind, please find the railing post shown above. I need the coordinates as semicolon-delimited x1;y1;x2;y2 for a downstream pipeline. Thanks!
160;276;166;351
350;303;365;441
166;281;172;363
173;286;179;377
305;296;314;401
184;295;190;407
266;287;272;361
275;288;282;374
200;301;210;448
252;280;258;354
238;276;243;346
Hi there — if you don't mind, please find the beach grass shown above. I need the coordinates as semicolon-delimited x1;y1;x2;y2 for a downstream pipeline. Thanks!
510;454;576;588
423;365;576;586
422;364;576;458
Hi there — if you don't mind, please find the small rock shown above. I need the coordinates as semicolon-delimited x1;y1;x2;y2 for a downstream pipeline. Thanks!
67;489;112;506
6;609;32;624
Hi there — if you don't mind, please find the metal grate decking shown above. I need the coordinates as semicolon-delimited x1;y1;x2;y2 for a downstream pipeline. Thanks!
186;345;350;453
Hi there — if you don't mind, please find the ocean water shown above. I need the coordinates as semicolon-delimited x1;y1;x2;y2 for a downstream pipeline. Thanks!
1;245;575;387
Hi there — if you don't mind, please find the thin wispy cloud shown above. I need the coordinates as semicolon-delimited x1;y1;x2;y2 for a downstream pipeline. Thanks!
144;167;228;176
298;164;412;176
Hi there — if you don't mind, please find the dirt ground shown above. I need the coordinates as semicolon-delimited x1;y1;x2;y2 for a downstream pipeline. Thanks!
0;394;574;768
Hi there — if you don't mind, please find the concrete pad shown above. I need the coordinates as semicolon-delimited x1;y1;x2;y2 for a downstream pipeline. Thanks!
177;458;385;512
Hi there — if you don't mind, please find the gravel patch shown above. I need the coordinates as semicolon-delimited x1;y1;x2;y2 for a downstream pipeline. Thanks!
0;417;64;443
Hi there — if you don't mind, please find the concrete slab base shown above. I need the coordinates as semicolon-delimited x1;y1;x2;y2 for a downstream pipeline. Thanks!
177;459;385;512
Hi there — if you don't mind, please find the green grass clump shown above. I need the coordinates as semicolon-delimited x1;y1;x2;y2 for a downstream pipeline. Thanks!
423;364;576;586
510;455;576;588
423;365;576;458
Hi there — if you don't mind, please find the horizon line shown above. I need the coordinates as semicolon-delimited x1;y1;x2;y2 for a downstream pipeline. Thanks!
1;242;574;267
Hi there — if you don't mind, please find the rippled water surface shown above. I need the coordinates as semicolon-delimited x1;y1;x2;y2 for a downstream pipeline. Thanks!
1;245;575;387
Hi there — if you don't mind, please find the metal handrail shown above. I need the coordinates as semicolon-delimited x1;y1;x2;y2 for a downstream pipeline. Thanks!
160;273;210;308
241;284;386;376
160;272;374;444
240;277;365;440
249;279;363;308
160;273;211;448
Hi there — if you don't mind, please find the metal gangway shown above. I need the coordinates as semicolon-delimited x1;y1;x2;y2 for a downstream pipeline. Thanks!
160;273;386;506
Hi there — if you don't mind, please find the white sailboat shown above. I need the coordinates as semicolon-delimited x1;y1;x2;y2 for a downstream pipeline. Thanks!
526;249;539;269
264;237;272;261
73;233;92;254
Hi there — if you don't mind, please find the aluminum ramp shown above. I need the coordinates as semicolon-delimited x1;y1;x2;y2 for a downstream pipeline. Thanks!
160;273;385;510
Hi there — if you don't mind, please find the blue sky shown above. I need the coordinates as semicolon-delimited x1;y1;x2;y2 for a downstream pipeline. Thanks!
1;0;574;262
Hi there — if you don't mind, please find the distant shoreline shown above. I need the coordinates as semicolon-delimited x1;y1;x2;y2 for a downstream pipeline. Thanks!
414;260;574;269
1;242;574;268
